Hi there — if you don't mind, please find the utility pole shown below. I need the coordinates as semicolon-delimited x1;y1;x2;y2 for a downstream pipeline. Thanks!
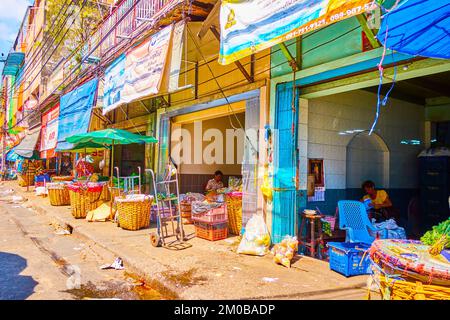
1;52;7;180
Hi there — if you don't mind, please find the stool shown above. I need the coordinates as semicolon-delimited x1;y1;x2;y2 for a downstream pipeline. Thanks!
299;213;324;259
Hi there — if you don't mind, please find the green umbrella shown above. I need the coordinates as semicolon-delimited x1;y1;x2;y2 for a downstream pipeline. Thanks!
57;141;111;153
66;128;158;185
66;128;158;145
66;128;158;216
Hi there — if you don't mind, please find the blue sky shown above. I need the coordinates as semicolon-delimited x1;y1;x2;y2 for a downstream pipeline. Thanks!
0;0;34;72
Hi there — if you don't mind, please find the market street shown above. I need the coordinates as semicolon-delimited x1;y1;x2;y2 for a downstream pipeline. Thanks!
0;182;376;300
0;186;166;300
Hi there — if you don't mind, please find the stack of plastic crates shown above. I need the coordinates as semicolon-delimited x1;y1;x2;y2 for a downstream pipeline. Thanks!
192;204;228;241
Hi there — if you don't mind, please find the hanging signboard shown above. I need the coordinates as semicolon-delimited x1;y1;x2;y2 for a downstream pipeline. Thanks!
40;103;60;159
169;21;185;93
102;54;126;114
102;25;173;115
219;0;375;65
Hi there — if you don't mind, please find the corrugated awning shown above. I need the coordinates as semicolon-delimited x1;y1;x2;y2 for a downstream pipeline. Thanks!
378;0;450;60
14;127;41;159
2;52;25;76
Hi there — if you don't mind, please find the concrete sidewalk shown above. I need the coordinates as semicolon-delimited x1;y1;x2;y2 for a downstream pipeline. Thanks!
1;181;374;300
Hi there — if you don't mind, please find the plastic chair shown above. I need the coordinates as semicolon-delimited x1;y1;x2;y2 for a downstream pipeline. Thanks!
338;200;388;244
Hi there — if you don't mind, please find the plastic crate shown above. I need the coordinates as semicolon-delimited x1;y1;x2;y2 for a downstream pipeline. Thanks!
35;174;51;183
192;205;227;224
327;242;371;277
194;221;228;241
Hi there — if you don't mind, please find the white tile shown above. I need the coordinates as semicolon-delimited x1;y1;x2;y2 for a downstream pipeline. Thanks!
298;123;308;140
326;174;346;189
308;143;324;158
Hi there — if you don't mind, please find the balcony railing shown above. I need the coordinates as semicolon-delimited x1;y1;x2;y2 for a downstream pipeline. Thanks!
88;0;171;59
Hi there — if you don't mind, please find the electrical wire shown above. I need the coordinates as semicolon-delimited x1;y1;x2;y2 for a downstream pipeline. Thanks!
4;0;82;98
186;23;259;156
5;0;90;129
9;0;144;131
6;0;75;96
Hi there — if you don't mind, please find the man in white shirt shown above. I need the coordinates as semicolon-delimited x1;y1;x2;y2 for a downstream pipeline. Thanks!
205;170;224;192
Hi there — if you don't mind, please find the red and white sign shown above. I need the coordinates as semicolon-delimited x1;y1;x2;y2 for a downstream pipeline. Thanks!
40;103;60;158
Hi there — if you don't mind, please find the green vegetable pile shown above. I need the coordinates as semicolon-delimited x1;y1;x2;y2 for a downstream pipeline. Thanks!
322;220;332;237
420;218;450;248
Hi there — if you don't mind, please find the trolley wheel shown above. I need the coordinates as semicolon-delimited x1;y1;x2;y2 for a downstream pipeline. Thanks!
150;232;161;247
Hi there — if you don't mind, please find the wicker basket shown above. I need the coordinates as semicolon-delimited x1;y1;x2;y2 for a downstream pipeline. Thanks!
18;173;35;187
225;192;243;235
51;176;74;182
116;195;152;231
47;183;70;206
67;184;103;219
100;183;111;201
375;274;450;300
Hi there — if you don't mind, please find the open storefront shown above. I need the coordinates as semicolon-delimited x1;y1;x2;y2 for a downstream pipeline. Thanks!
159;90;261;235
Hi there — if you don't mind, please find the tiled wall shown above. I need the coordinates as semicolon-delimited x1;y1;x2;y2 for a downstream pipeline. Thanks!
300;89;425;218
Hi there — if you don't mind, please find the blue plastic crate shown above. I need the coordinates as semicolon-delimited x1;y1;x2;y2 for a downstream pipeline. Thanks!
35;174;50;182
327;242;371;277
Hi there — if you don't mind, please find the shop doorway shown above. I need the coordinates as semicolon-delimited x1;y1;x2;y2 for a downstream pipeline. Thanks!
346;131;390;191
173;112;246;194
113;140;146;177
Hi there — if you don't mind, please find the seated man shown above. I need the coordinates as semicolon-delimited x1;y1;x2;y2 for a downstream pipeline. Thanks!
205;170;224;192
361;180;397;222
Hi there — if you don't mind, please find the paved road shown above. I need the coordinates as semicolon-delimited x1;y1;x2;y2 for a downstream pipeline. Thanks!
0;187;151;300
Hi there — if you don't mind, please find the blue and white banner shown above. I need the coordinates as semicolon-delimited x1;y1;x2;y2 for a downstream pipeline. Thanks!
219;0;375;65
56;78;99;151
102;54;126;115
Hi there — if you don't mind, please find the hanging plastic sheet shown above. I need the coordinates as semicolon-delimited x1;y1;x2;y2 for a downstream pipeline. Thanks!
14;127;41;159
6;147;19;162
56;78;99;151
377;0;450;59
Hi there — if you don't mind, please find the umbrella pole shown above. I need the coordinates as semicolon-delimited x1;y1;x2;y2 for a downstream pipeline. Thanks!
110;140;114;220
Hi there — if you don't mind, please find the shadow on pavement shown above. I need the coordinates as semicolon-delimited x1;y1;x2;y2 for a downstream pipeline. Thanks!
0;252;38;300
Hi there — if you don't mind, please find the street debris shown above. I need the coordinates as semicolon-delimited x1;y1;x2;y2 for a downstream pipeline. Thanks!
261;277;279;283
0;195;27;203
55;229;71;235
100;257;125;270
0;189;15;197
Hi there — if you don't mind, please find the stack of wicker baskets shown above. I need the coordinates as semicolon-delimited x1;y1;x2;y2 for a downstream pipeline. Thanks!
67;183;103;219
116;195;153;231
18;173;35;187
225;192;243;235
47;182;70;206
180;200;193;224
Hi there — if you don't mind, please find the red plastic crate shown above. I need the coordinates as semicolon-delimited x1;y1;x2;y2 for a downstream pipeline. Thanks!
194;221;228;241
192;205;227;224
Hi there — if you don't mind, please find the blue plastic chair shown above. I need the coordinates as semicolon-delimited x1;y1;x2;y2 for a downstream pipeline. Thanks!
337;200;388;244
